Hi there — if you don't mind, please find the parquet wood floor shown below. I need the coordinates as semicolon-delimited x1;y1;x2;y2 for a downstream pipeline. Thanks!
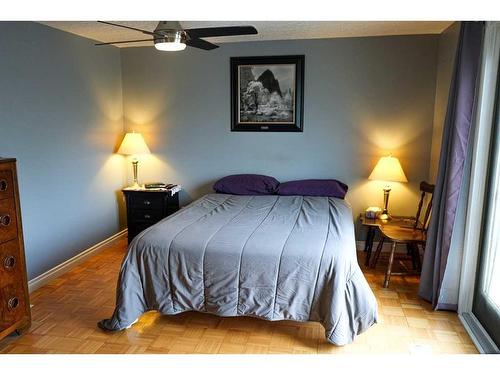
0;235;478;354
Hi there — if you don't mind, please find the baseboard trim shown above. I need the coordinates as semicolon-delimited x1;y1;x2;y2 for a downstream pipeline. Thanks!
28;229;128;293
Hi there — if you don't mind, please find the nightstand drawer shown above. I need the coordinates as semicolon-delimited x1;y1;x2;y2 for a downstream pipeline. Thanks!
0;170;14;201
130;194;164;210
131;209;164;223
0;198;18;245
0;240;22;288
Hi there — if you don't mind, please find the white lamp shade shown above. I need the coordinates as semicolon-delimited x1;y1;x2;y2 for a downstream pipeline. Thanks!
117;132;151;155
369;155;408;183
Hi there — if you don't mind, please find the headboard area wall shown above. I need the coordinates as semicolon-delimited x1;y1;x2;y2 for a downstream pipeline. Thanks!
120;35;439;236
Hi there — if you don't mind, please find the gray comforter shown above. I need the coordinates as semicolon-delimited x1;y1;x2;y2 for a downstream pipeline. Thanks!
100;194;377;345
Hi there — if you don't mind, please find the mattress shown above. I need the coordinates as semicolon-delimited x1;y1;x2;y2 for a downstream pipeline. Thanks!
99;194;378;345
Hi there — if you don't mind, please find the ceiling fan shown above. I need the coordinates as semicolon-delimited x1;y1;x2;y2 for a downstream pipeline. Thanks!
95;21;258;51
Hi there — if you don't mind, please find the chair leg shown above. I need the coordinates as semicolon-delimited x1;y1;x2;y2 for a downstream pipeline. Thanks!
364;227;375;266
415;243;422;272
363;227;373;251
383;241;397;288
407;243;415;270
370;236;385;268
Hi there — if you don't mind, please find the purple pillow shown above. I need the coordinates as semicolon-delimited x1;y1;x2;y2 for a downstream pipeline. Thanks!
277;179;348;199
213;174;279;195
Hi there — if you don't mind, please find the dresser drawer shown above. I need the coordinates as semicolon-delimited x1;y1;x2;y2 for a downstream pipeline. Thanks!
0;170;14;201
0;158;30;340
0;198;17;244
130;193;165;210
0;281;26;329
0;240;22;288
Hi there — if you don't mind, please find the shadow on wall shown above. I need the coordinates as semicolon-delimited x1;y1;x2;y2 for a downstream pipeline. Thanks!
186;180;216;202
116;190;127;229
87;154;128;230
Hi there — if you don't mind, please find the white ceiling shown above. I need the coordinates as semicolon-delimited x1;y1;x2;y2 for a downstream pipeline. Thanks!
39;21;453;48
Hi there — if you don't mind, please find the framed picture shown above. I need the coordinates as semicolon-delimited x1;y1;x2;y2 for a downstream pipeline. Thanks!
231;55;304;132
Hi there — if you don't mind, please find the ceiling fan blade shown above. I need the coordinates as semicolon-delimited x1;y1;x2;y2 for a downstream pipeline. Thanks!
95;38;154;46
186;38;219;50
185;26;258;39
97;21;160;36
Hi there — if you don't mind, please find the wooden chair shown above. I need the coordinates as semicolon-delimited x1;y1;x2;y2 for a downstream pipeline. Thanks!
370;181;435;288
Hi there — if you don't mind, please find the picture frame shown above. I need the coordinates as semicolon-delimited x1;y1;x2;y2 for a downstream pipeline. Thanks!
230;55;305;132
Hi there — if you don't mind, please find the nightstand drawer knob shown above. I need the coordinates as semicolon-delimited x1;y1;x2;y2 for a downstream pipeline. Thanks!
0;214;11;226
0;179;7;192
143;200;151;205
3;255;16;270
7;297;19;311
144;214;151;219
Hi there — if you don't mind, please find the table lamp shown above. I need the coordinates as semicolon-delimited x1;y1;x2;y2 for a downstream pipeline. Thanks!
117;132;150;188
368;154;408;220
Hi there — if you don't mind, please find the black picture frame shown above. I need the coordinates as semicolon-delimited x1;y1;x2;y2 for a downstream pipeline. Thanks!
230;55;305;132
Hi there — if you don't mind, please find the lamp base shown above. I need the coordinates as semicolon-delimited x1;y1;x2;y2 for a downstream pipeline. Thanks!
379;212;391;221
131;159;139;188
380;186;392;221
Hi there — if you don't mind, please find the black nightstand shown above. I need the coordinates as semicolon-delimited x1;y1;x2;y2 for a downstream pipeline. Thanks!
123;187;180;244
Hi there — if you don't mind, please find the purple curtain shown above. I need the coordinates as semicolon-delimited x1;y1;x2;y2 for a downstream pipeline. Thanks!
419;22;484;309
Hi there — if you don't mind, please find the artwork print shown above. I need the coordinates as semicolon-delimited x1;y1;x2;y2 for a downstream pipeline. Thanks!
239;64;295;123
231;55;304;132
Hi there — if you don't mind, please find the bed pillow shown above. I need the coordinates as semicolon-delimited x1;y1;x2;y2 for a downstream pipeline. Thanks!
277;179;348;199
213;174;280;195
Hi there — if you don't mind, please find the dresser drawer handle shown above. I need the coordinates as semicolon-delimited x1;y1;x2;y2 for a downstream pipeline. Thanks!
3;255;16;270
0;179;7;192
0;214;11;226
7;297;19;311
144;214;151;219
143;200;151;205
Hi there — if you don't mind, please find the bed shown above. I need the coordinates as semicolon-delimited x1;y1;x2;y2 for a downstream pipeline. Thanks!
99;193;378;345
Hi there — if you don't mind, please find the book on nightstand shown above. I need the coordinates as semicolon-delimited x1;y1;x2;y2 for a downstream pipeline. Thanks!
144;182;181;195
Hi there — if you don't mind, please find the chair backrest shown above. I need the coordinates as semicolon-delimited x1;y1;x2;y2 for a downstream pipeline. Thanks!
414;181;435;232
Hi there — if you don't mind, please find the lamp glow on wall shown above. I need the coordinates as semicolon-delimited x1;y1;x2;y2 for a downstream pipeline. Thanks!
368;154;408;220
118;132;150;188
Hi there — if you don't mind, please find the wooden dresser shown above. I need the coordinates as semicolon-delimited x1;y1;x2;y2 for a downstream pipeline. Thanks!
0;158;30;340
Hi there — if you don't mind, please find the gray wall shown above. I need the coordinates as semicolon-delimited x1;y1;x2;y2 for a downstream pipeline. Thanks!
429;22;460;183
120;35;439;235
0;22;125;279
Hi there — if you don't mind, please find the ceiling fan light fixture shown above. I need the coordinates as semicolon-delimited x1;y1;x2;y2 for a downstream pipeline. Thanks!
154;30;186;51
